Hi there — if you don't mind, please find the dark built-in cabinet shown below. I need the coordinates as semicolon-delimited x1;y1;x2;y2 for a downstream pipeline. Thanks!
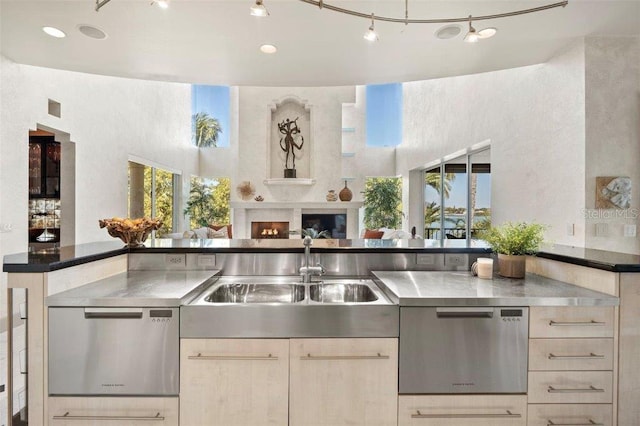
28;135;61;244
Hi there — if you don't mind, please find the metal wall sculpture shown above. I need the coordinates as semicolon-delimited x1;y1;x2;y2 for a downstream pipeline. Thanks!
278;117;304;178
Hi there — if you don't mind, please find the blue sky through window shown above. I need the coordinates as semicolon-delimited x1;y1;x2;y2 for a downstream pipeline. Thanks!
191;85;230;147
366;84;402;147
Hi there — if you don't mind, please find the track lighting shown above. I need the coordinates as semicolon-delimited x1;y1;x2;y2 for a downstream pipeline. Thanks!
363;13;378;42
464;16;479;43
250;0;269;17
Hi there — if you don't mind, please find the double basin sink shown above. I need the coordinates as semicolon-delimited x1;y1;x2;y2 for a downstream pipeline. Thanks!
204;278;382;304
182;276;398;338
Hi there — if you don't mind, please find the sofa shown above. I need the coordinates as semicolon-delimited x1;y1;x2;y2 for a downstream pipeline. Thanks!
164;224;232;239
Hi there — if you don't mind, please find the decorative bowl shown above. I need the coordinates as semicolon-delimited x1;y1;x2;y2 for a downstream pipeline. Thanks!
99;217;162;247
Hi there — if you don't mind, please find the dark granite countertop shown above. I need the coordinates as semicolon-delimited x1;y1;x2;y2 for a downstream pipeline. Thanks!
3;241;128;273
5;238;640;274
537;244;640;273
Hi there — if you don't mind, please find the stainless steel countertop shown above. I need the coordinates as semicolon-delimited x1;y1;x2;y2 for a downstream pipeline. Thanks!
371;271;619;307
46;270;220;307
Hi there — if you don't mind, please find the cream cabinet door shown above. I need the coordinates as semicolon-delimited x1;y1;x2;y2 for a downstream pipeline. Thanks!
289;338;398;426
180;338;289;426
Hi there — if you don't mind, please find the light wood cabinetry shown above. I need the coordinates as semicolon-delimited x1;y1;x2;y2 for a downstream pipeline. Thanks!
528;306;615;425
48;397;178;426
181;337;397;426
528;403;613;426
617;273;640;426
529;306;614;338
180;339;290;426
398;395;527;426
289;338;398;426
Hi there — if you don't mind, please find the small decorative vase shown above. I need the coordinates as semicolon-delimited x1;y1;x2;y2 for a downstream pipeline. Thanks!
284;168;296;178
339;181;353;202
326;190;338;202
497;254;526;278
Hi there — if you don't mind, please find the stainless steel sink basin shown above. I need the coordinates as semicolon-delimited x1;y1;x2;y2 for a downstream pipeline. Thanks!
183;276;398;338
205;283;305;304
310;283;379;303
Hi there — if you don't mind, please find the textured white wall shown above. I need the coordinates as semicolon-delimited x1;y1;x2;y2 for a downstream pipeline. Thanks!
584;37;640;253
0;56;197;255
201;86;357;202
399;42;587;247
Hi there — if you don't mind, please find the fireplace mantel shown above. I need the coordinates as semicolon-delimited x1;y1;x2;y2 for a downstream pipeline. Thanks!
231;201;363;209
231;201;364;239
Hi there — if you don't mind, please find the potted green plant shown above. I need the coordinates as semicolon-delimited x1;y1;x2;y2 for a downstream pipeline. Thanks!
479;222;546;278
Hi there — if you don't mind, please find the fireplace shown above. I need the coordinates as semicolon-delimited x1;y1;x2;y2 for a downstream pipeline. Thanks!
251;221;290;239
301;214;346;239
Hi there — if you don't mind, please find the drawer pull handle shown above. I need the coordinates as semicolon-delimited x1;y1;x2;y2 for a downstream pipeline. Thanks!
301;353;389;360
549;320;606;326
411;410;521;419
548;353;605;360
547;385;605;393
188;353;278;360
53;411;164;421
547;420;604;426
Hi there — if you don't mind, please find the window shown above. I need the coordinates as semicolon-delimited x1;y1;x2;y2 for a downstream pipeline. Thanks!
191;85;230;147
423;149;491;241
366;84;402;147
184;177;230;229
128;161;178;236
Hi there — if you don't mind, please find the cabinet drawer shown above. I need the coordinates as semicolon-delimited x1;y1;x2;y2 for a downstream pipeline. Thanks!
528;371;612;404
529;338;614;371
398;395;527;426
528;404;612;426
48;397;178;426
530;307;614;338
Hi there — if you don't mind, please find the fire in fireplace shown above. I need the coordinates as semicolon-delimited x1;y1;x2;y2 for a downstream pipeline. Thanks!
251;221;290;239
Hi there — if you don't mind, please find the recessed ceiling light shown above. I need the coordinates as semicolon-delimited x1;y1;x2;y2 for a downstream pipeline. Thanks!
435;25;461;40
260;44;277;54
478;28;497;39
156;0;169;9
42;26;66;38
77;25;107;40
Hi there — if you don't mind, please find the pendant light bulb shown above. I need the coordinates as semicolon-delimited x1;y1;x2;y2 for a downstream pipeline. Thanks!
250;0;269;17
464;15;479;43
363;13;379;41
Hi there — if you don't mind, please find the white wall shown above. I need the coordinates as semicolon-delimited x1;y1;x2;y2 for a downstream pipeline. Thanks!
584;37;640;253
200;86;358;202
399;41;587;247
0;55;197;256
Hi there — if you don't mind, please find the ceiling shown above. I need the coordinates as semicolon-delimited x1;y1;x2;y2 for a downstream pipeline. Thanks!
1;0;638;86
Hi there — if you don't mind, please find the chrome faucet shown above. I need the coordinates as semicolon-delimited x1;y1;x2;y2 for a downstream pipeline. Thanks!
300;236;325;283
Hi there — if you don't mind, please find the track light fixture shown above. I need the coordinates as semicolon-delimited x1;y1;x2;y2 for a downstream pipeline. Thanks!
250;0;269;17
463;16;479;43
95;0;169;11
295;0;568;41
363;13;379;42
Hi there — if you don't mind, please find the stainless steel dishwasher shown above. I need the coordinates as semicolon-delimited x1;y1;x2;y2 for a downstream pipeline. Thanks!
48;307;179;396
399;306;528;394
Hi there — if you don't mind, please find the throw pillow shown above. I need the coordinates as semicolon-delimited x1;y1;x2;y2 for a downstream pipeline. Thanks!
210;224;233;239
208;226;229;239
193;227;210;239
363;229;384;239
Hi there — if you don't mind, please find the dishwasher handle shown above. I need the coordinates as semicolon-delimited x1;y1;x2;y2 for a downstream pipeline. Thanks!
84;308;143;319
436;307;494;319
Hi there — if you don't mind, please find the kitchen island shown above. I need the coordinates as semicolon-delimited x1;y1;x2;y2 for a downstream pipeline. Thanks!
3;239;638;425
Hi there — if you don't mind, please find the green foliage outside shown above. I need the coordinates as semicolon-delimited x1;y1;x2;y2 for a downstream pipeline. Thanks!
363;177;403;230
142;167;174;236
479;222;546;255
184;177;230;228
193;112;222;148
424;171;456;228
